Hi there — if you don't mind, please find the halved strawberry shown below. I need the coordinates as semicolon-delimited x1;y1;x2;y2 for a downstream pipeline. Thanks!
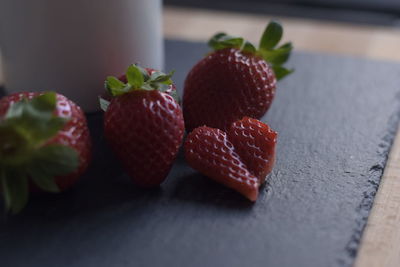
184;117;277;201
228;117;277;183
0;92;91;213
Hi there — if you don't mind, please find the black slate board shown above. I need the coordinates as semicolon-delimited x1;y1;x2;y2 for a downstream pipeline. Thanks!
1;40;400;267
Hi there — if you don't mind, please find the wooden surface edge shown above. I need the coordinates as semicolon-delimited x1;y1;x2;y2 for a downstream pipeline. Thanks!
353;126;400;267
163;6;400;62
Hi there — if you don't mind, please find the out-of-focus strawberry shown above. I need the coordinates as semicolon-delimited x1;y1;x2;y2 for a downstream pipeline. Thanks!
0;92;91;213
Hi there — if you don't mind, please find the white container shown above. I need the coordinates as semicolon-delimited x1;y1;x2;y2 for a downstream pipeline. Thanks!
0;0;164;112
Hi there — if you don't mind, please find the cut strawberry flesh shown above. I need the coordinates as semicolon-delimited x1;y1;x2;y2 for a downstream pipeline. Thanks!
185;126;260;201
227;117;277;183
184;118;277;201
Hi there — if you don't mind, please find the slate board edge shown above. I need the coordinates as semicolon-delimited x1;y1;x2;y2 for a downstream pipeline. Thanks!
339;96;400;265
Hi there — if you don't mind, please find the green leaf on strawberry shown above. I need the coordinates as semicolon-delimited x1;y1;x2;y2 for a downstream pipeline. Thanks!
208;21;294;80
99;96;111;112
27;144;78;193
208;33;244;50
1;169;28;214
0;92;79;213
126;64;144;88
103;64;179;106
242;41;257;54
104;77;125;95
272;65;294;81
260;42;293;66
259;21;283;50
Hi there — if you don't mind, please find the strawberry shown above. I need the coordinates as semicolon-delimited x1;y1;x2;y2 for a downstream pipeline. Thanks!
184;117;277;201
100;64;184;187
183;21;293;132
0;92;91;213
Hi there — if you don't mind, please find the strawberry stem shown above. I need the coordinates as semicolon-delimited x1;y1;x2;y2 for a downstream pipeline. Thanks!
102;64;179;107
208;21;294;80
105;64;175;96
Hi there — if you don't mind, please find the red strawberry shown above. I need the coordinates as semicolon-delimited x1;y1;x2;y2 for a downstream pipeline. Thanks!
0;92;91;213
184;117;277;201
100;64;184;187
183;21;293;132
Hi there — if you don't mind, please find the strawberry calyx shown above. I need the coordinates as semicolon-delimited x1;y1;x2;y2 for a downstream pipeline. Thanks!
100;64;178;111
208;21;293;80
0;92;79;213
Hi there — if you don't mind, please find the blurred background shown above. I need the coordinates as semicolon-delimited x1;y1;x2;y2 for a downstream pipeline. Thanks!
1;1;400;87
163;0;400;63
165;0;400;25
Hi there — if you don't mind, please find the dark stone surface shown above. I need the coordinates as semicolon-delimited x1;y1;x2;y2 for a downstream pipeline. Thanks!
1;40;400;267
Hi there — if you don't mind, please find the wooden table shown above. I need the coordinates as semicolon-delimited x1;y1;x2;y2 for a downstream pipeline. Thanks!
163;6;400;267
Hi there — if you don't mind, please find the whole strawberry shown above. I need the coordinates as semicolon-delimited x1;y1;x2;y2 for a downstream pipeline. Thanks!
183;21;293;132
185;117;277;201
100;64;184;187
0;92;91;213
